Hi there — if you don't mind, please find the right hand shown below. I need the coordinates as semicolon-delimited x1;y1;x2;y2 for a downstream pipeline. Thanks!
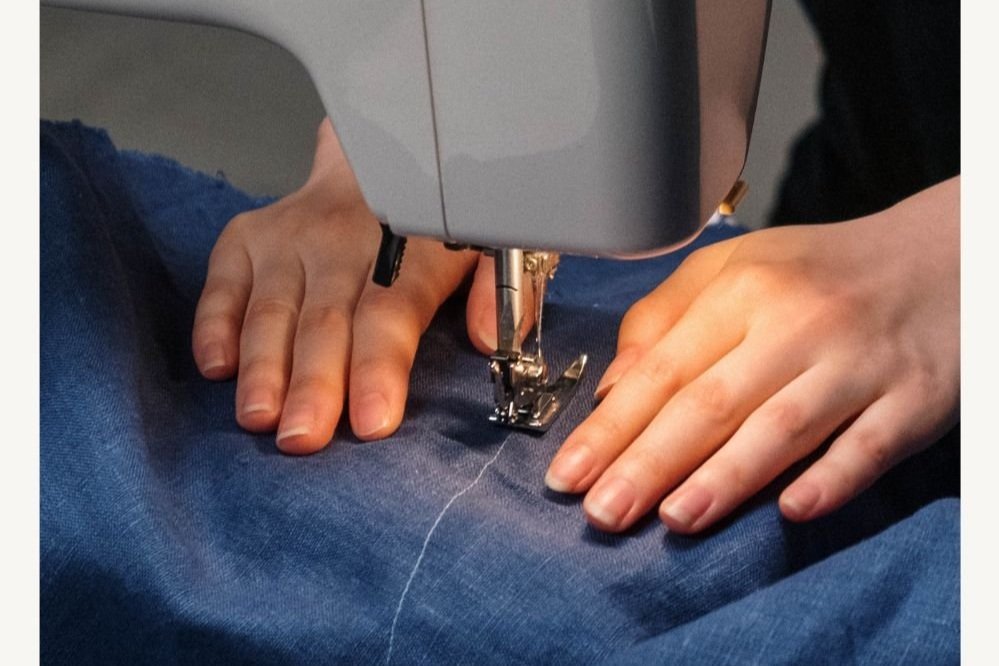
191;119;527;453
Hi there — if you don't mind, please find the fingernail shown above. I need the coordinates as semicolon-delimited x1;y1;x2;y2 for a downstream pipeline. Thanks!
545;445;595;492
594;350;637;401
242;388;276;415
201;342;228;374
353;392;390;438
585;477;637;529
277;408;314;444
661;486;713;529
781;482;820;520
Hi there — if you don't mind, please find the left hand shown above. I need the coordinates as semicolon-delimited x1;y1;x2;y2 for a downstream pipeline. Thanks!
540;177;959;534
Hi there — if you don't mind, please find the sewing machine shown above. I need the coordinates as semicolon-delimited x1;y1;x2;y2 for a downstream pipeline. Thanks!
45;0;770;430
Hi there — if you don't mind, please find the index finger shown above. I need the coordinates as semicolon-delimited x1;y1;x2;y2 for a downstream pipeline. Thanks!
348;239;478;440
596;239;739;399
545;281;747;494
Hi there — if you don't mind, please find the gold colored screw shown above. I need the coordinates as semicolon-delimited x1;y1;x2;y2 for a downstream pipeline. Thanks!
718;180;749;216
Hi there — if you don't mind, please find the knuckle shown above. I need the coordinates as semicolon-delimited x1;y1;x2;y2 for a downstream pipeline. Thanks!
199;280;232;303
239;356;285;384
850;427;894;475
796;289;865;335
759;400;809;441
244;297;300;326
579;414;628;447
350;356;406;383
621;297;654;333
635;350;681;394
357;289;426;334
223;211;257;237
697;464;749;500
821;288;864;319
625;444;671;476
192;311;242;342
197;283;242;316
358;289;410;317
722;263;780;298
230;210;253;227
297;303;352;338
677;246;714;275
905;360;950;404
681;376;734;425
287;373;339;400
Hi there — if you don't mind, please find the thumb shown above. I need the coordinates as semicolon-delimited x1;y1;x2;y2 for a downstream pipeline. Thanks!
466;253;536;355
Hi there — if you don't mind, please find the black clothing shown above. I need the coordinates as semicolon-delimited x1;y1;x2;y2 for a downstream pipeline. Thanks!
772;0;959;225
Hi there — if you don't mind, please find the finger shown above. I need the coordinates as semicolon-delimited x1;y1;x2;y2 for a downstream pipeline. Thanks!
778;392;929;522
192;235;253;379
580;335;807;532
234;255;306;432
466;253;535;355
658;363;876;533
595;241;738;399
350;240;478;440
304;117;367;205
274;263;368;454
545;284;746;496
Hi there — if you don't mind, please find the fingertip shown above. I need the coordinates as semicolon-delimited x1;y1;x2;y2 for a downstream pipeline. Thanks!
659;486;714;534
201;365;233;381
236;387;282;432
193;267;251;381
582;508;630;534
582;477;638;533
593;349;640;401
237;406;281;433
276;429;332;455
660;514;698;535
465;298;530;356
465;254;499;355
276;404;337;455
466;292;497;357
194;339;236;380
349;391;398;441
347;326;414;441
779;481;822;522
545;444;596;494
467;311;497;355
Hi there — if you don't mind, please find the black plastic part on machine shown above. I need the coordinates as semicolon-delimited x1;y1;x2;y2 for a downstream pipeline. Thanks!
372;222;407;287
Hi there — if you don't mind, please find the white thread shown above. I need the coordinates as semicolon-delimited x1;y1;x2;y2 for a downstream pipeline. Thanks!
385;439;510;665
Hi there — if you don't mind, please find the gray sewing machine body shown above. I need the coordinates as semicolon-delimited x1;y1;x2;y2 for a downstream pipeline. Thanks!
45;0;769;257
46;0;770;429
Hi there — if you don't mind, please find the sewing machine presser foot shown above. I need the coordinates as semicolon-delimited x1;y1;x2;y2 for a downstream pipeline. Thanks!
487;248;587;432
489;352;587;432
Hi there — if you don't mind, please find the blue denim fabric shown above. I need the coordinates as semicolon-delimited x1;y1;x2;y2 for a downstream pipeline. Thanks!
40;120;959;665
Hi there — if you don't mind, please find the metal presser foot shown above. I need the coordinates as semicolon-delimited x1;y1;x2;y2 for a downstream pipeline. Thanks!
488;249;587;432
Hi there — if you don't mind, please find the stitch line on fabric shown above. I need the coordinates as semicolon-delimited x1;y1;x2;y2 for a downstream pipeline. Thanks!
385;439;511;665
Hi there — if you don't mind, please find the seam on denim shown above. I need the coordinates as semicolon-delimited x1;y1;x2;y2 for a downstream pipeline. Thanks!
385;438;511;664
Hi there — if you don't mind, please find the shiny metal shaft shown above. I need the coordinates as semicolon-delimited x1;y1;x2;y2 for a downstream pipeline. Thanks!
494;249;524;355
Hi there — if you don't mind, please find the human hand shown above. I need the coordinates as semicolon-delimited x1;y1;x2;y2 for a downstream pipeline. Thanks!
543;177;960;533
191;119;526;453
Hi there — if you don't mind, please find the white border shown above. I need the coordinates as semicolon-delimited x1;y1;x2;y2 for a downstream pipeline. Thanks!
2;1;40;662
961;2;996;663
